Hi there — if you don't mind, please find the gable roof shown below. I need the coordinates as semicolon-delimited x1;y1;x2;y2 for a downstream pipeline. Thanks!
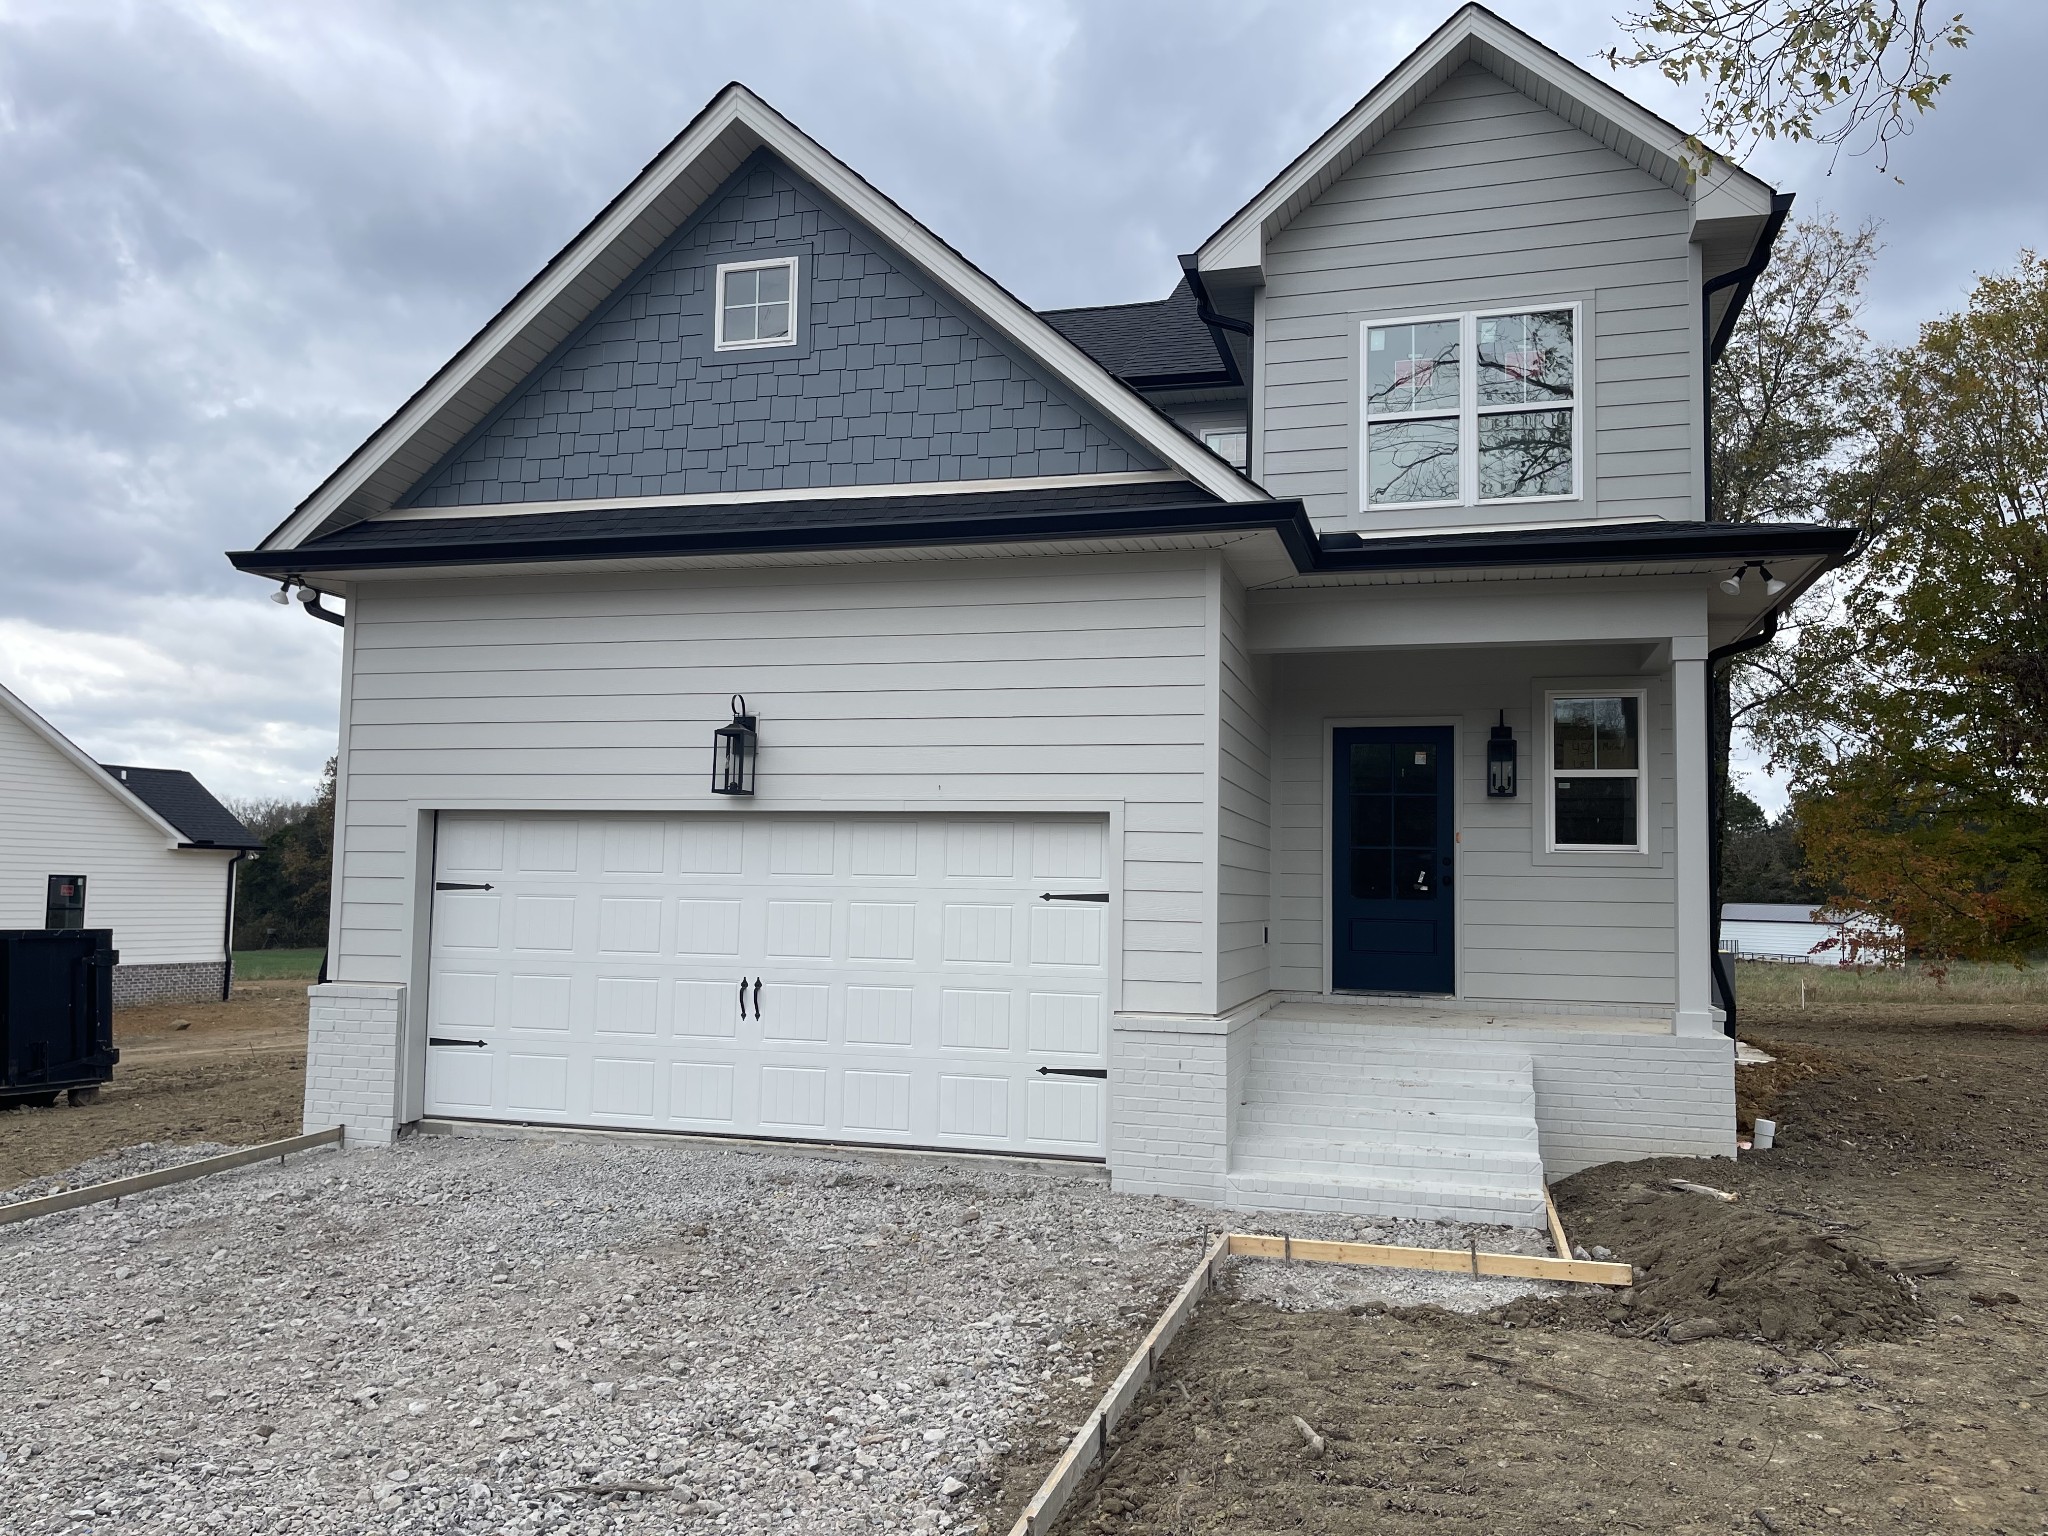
1040;278;1236;390
0;681;200;851
261;86;1265;555
97;765;263;850
1194;3;1780;283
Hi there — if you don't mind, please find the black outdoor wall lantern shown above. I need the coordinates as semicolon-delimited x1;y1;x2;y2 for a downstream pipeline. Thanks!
1487;711;1518;798
712;694;758;796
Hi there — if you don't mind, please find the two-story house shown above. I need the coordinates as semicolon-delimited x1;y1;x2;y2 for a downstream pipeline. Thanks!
231;5;1852;1226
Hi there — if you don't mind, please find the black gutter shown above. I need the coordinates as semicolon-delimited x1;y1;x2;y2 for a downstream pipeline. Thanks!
233;511;1854;584
1701;191;1795;524
232;498;1325;579
1178;255;1250;389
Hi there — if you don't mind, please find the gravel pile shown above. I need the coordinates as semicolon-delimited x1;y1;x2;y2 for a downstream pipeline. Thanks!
0;1134;1209;1535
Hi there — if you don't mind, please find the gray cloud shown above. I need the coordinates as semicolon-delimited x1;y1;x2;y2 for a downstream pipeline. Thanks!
1;0;2038;803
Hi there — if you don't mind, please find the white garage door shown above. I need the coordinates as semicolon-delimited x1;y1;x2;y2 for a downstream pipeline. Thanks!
424;812;1110;1157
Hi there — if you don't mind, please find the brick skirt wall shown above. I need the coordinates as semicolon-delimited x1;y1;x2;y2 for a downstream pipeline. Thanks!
112;961;226;1009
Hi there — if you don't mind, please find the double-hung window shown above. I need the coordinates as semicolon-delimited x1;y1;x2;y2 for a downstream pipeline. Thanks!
1362;305;1578;510
1548;692;1643;850
714;257;798;350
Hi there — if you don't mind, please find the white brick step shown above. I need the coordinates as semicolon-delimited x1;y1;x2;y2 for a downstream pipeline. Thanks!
1232;1132;1544;1181
1234;1097;1539;1143
1250;1042;1537;1079
1243;1066;1534;1107
1224;1169;1548;1228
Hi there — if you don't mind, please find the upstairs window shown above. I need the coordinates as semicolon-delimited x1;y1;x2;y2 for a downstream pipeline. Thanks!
1362;306;1577;510
1548;692;1642;850
715;257;798;350
1202;429;1248;470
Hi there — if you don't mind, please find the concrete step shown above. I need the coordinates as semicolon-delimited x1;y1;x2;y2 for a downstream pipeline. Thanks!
1234;1096;1539;1144
1233;1132;1544;1181
1224;1168;1549;1228
1228;1022;1548;1226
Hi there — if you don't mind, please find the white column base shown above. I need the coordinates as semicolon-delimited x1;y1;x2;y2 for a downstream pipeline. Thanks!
303;983;407;1146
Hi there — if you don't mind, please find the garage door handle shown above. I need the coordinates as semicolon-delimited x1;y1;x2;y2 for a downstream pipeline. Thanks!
1036;1066;1107;1079
752;978;762;1017
435;881;494;892
429;1036;488;1048
739;978;748;1019
1040;892;1109;903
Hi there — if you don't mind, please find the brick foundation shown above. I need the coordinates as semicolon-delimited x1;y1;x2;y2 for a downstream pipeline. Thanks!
112;961;227;1009
303;983;407;1145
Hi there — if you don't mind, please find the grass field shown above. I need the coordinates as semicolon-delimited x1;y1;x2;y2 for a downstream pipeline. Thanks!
231;948;324;981
1734;955;2048;1007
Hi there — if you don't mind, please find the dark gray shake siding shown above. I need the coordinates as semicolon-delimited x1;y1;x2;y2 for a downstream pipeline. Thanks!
402;153;1159;508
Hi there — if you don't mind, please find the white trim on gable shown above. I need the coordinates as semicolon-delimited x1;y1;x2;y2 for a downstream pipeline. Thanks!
371;469;1189;524
1195;2;1779;283
262;86;1264;554
0;681;188;850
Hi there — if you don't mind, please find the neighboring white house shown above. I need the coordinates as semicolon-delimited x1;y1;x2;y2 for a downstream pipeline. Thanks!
0;681;262;1006
1721;903;1858;965
231;6;1853;1225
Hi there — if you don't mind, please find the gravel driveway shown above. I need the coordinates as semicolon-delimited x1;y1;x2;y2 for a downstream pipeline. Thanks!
0;1133;1222;1535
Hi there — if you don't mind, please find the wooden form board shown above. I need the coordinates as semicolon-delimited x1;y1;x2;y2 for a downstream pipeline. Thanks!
1223;1232;1633;1287
1007;1234;1228;1536
1543;1184;1573;1261
0;1128;344;1228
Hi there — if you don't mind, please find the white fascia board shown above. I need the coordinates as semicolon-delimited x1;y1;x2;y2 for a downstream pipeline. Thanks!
0;681;187;849
266;90;1263;555
1195;4;1776;277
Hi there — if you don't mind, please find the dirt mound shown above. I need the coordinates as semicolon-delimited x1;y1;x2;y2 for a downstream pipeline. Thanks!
1555;1162;1930;1348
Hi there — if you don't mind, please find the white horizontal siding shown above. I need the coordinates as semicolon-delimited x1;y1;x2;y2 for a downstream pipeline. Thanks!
1268;644;1677;1014
333;552;1226;1015
0;705;231;966
1260;60;1700;534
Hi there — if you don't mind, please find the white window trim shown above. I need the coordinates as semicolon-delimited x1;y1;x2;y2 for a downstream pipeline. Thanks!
1359;302;1582;514
1544;686;1647;854
713;256;800;352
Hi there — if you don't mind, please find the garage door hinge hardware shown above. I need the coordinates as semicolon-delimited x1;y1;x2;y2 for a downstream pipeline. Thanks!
1039;892;1109;903
1036;1066;1107;1079
435;881;494;892
428;1037;488;1048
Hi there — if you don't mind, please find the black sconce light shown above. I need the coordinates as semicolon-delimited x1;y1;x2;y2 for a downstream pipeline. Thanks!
1487;711;1518;798
712;694;757;796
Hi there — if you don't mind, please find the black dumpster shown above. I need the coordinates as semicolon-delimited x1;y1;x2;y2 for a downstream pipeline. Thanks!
1;929;120;1106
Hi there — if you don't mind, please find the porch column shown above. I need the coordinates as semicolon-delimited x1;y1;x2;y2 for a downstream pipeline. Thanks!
1671;639;1715;1035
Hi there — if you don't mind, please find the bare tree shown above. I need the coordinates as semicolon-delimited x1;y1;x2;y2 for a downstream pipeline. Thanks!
1607;2;1970;175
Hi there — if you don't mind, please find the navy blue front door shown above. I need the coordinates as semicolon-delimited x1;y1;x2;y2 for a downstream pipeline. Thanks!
1332;726;1455;993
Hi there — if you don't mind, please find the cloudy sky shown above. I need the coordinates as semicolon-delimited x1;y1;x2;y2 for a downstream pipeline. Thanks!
1;0;2040;810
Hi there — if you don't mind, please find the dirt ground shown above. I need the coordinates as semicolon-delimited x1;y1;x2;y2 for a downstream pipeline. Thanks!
0;980;307;1188
1047;996;2048;1536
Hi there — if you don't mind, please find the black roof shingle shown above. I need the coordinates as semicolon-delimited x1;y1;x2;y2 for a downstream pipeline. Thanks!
99;765;264;850
1040;278;1233;387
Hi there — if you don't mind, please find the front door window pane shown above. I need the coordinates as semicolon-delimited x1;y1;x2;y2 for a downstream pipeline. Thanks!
1366;320;1460;414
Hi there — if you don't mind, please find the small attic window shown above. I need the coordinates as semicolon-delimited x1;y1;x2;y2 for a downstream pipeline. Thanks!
715;257;798;351
1202;430;1248;470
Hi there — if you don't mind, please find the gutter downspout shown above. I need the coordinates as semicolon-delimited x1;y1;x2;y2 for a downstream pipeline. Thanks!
300;592;345;627
1178;255;1250;387
1704;606;1784;1037
1700;191;1795;522
222;851;247;1001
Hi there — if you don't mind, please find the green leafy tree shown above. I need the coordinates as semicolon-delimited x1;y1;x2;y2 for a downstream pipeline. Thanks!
1607;1;1970;175
1750;254;2048;963
1721;788;1822;903
231;757;336;952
